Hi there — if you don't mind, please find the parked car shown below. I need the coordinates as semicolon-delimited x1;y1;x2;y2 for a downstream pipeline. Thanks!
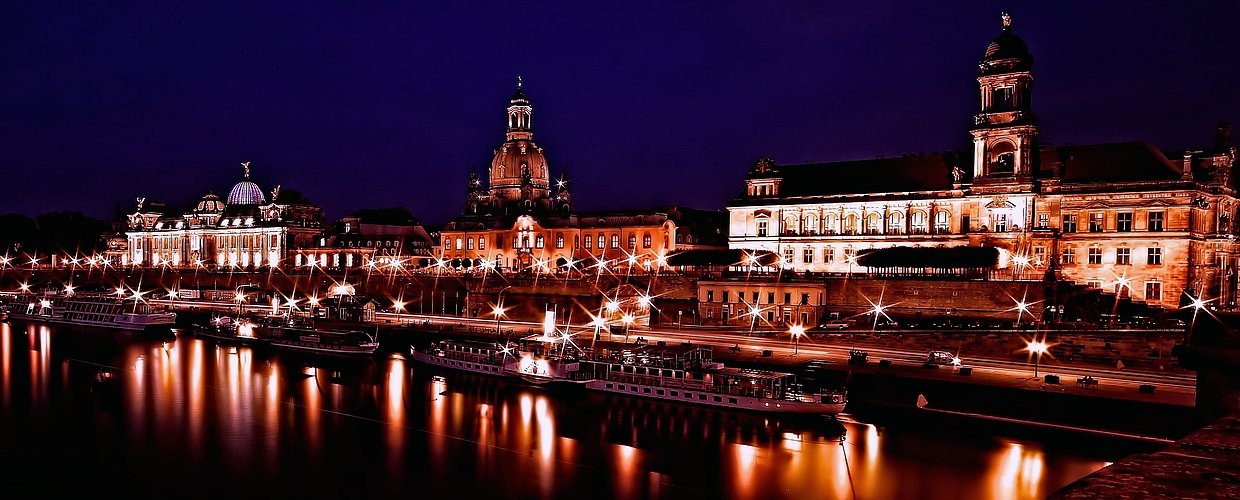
817;321;851;330
926;350;956;365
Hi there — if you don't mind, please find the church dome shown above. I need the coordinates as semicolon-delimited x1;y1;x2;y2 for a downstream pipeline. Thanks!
980;13;1033;75
227;162;267;205
195;192;226;213
490;139;549;189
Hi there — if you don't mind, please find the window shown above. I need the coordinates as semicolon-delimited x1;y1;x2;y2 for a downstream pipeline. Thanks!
555;234;564;249
767;292;775;304
757;220;768;237
910;212;927;233
1145;282;1162;301
992;86;1014;110
1116;247;1131;265
478;237;485;250
1088;247;1102;265
1148;212;1164;232
610;235;619;248
722;291;730;303
455;237;463;250
1061;247;1076;264
784;292;791;304
466;238;474;250
628;234;636;249
888;213;902;232
496;236;504;249
706;290;714;302
1147;247;1162;265
1037;213;1049;229
783;247;794;265
1062;214;1077;233
1086;280;1102;289
993;213;1008;232
823;247;835;263
934;211;950;232
752;292;759;304
1117;212;1133;232
801;293;809;305
643;234;652;248
803;248;813;264
535;236;544;248
843;247;854;262
1089;212;1104;232
584;236;591;249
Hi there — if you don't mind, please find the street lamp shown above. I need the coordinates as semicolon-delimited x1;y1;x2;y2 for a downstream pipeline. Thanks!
235;283;258;318
393;299;406;325
1027;339;1048;378
789;324;805;355
492;304;507;338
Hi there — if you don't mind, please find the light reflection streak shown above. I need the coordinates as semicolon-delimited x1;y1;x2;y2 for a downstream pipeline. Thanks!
385;358;406;484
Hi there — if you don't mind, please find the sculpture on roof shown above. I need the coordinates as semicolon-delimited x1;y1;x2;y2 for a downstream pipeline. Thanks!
1001;12;1011;29
136;197;146;212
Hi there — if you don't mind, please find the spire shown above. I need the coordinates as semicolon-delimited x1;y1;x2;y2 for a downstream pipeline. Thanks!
1001;12;1011;29
517;75;522;91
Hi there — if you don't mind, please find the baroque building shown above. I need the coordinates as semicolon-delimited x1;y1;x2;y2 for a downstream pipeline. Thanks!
439;79;727;271
728;13;1238;310
124;162;327;269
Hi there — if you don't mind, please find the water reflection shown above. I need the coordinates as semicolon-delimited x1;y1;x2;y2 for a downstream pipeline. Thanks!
0;325;1125;498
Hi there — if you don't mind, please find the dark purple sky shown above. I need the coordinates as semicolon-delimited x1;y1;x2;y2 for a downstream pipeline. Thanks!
3;2;1238;225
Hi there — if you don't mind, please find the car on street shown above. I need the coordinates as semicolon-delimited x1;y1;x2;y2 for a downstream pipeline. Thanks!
925;350;956;365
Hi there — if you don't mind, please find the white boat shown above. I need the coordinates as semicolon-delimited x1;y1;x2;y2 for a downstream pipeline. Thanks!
409;340;510;377
7;294;176;331
502;333;593;386
582;347;847;416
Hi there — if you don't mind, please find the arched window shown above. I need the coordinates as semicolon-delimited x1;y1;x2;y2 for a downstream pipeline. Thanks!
642;233;652;248
805;214;819;234
824;214;838;234
934;211;951;232
888;212;903;233
784;216;798;235
845;214;857;234
865;213;880;234
910;211;928;233
990;141;1016;174
628;234;637;249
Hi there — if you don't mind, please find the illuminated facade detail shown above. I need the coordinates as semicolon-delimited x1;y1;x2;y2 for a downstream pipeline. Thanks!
728;13;1240;308
440;79;727;271
124;164;326;269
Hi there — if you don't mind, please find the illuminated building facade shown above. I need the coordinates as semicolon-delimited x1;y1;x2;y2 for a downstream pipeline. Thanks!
124;163;327;269
728;13;1239;309
439;80;727;271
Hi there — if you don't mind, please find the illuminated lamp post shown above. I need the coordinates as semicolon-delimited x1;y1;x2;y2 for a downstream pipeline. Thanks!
789;324;805;355
1027;340;1048;378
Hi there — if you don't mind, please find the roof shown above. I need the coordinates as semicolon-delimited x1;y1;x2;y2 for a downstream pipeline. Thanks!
736;141;1186;201
665;249;779;267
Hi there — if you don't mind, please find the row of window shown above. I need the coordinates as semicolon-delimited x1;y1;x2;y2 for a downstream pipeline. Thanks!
758;211;952;237
1082;280;1163;301
1061;247;1162;266
450;233;659;251
1062;211;1164;233
703;289;815;306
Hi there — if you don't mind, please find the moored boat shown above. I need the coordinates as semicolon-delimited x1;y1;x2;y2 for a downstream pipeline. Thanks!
267;321;379;357
502;333;594;387
409;340;511;377
7;293;176;331
580;346;847;416
189;315;267;346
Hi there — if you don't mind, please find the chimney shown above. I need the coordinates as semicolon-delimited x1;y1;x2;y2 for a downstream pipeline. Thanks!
1182;151;1196;181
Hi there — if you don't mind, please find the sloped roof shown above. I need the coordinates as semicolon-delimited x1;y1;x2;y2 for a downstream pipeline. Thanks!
1041;142;1181;184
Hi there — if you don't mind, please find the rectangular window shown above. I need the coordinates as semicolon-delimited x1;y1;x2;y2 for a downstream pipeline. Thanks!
628;234;636;249
706;290;714;302
466;238;474;250
803;248;813;264
1037;213;1049;229
756;220;768;237
1062;214;1077;233
994;214;1008;232
610;235;620;248
752;292;759;304
1089;212;1104;232
598;235;605;249
1145;282;1162;301
1117;212;1133;232
496;235;504;249
843;248;854;262
584;235;591;249
1086;280;1102;289
722;291;730;303
801;293;809;305
1147;247;1162;265
555;234;564;249
643;234;652;248
535;236;544;248
823;247;834;263
783;247;794;264
1148;212;1164;231
455;237;463;250
1061;247;1076;264
1116;247;1131;265
1088;247;1102;264
784;292;791;304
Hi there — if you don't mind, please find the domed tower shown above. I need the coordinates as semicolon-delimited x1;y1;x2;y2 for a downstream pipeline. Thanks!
227;161;267;205
489;77;551;211
971;12;1038;183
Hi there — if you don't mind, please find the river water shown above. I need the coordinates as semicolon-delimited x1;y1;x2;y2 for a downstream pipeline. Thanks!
0;321;1149;499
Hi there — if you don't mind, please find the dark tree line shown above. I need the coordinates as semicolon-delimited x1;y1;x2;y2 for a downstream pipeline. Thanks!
0;212;112;255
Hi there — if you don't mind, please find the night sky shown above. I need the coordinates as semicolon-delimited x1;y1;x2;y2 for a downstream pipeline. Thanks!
3;2;1238;225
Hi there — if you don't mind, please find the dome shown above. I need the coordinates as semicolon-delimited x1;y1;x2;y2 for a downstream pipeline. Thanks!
980;13;1032;74
490;139;549;189
195;192;226;213
228;180;266;205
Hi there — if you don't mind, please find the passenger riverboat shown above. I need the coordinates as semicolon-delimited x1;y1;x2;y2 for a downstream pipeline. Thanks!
502;333;594;386
7;293;177;331
189;315;267;346
409;339;511;377
580;346;847;416
266;320;379;357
